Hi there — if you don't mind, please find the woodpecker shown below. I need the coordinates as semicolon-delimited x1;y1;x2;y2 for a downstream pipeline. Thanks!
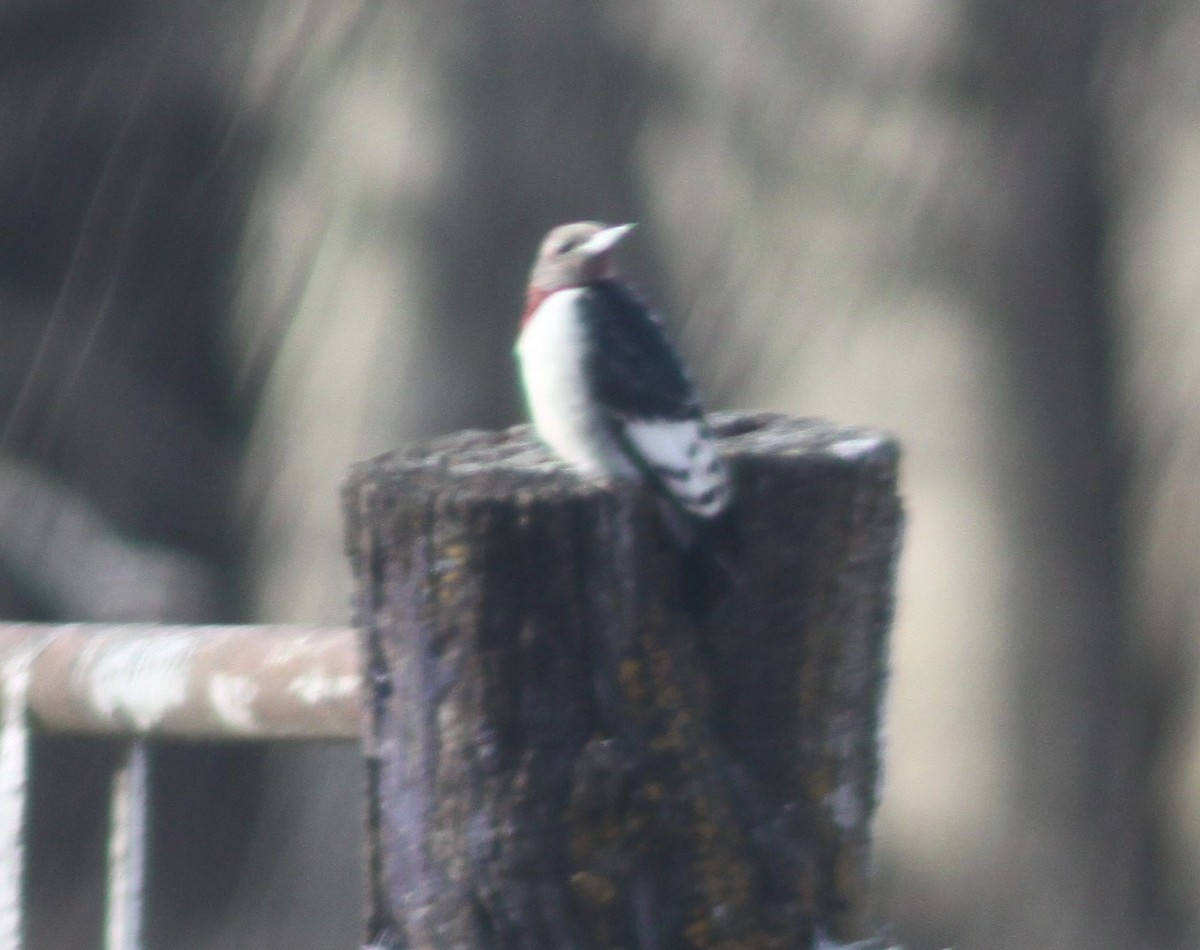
515;221;731;545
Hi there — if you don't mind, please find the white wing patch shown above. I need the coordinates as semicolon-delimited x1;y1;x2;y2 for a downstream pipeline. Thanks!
622;418;730;518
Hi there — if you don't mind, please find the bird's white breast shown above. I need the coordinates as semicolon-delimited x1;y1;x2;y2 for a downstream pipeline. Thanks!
516;288;637;478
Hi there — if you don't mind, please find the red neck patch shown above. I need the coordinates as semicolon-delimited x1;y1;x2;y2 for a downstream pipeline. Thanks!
520;286;553;328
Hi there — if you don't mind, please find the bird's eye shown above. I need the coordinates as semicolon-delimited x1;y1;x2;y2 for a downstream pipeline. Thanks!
556;239;578;255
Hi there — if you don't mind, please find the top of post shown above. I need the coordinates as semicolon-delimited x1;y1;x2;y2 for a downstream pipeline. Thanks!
345;412;898;502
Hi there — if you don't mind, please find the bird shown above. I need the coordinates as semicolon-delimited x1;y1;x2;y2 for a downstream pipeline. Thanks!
515;221;731;548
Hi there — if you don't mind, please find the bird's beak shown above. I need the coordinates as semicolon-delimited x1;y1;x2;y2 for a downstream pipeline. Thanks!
579;223;636;257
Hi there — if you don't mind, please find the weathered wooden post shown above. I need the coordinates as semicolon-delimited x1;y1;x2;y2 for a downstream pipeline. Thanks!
343;412;902;949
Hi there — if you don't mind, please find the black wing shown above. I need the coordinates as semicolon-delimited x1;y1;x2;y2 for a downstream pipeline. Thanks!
579;280;730;535
579;280;700;421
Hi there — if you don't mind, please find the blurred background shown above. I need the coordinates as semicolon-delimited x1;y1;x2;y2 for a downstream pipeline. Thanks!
2;0;1198;947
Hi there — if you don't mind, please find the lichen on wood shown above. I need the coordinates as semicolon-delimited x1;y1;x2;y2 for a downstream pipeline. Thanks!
343;412;902;949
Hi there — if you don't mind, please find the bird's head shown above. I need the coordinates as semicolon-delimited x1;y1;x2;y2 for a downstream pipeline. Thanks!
527;221;636;294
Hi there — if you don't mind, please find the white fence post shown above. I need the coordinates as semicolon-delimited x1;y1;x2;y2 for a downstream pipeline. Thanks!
106;740;149;950
0;638;44;950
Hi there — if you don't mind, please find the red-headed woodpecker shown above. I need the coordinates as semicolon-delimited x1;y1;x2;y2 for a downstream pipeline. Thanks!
516;221;731;545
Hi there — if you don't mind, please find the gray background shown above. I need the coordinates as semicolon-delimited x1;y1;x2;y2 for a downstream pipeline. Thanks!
1;1;1196;947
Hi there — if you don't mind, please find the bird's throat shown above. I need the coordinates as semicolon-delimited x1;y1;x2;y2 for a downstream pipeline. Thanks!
520;287;552;328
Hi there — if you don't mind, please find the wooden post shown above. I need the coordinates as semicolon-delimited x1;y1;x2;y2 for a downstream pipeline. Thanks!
343;413;902;950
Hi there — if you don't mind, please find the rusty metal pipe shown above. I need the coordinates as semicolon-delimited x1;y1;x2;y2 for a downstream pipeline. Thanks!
0;624;361;741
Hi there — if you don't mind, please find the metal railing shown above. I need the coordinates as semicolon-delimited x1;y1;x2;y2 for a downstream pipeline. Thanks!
0;623;361;950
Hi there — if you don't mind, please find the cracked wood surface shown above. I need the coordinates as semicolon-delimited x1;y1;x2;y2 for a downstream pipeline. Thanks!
342;412;902;950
